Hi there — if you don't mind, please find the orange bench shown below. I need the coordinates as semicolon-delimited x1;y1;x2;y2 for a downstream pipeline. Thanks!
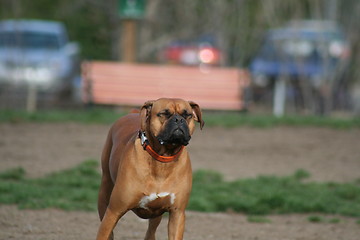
81;61;250;110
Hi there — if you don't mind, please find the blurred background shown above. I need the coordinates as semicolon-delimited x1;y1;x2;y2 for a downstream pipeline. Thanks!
1;2;360;238
0;0;360;116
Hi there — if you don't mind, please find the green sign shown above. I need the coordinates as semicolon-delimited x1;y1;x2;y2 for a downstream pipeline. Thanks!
118;0;145;19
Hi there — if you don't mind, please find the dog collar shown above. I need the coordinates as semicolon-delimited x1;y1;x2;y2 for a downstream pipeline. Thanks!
138;131;184;163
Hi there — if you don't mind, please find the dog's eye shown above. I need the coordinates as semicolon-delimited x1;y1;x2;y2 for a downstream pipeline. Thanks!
157;110;171;118
182;112;193;119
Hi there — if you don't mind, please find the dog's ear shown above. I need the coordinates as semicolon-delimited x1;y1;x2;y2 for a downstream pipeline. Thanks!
189;101;204;130
140;100;154;131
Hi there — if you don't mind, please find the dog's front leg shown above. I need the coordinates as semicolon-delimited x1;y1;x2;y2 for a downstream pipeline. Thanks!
96;207;126;240
168;210;186;240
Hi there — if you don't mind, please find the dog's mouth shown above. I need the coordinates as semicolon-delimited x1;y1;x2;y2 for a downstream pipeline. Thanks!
157;127;191;146
156;114;192;146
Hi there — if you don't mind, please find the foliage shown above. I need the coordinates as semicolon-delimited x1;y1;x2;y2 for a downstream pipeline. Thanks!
0;0;115;60
1;0;359;70
1;161;360;218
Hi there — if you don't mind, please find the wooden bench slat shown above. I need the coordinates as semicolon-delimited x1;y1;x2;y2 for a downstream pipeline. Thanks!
82;61;249;110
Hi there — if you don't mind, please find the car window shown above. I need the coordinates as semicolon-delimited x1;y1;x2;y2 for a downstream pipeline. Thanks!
282;39;313;57
0;31;61;49
259;30;345;61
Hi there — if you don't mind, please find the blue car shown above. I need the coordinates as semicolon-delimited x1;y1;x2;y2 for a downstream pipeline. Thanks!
250;20;350;114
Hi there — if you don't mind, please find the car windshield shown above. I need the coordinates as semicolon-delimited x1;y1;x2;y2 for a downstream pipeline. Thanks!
0;31;61;49
258;31;344;61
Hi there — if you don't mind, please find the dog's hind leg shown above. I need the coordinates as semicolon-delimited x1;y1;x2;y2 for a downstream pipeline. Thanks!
98;165;115;239
98;131;115;240
98;174;114;219
98;131;114;220
144;215;163;240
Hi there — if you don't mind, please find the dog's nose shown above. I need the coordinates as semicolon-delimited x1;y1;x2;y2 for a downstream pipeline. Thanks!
172;114;185;124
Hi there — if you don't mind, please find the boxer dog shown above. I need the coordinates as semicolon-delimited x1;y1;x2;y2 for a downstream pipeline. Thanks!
97;98;204;240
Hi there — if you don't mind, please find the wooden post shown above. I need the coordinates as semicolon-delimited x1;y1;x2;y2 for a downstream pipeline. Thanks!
121;19;136;62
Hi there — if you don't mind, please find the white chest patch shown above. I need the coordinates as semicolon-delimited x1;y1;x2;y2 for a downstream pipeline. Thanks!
139;192;176;210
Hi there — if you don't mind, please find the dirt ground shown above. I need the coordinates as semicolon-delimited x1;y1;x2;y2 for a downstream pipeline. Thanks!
0;122;360;240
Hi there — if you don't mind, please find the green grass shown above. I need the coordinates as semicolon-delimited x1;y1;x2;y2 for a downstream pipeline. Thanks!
328;217;341;223
307;215;324;223
307;215;341;223
247;215;272;223
0;108;125;124
0;109;359;129
188;169;360;216
203;112;360;129
1;161;360;217
0;160;100;211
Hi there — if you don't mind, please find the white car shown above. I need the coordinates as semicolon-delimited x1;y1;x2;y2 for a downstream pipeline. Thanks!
0;19;80;100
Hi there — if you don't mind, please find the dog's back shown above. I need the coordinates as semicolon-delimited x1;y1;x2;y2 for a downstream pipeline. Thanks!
102;113;140;182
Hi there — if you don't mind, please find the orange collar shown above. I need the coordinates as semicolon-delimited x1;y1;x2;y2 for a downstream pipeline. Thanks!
139;131;184;163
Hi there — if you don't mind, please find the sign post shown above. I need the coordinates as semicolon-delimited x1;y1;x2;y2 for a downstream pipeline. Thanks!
118;0;145;62
26;81;37;113
273;76;287;117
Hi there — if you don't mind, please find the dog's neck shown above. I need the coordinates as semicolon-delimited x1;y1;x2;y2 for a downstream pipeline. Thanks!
139;130;184;162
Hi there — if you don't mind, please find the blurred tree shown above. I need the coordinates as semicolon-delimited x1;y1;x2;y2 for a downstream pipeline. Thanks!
0;0;116;60
0;0;359;84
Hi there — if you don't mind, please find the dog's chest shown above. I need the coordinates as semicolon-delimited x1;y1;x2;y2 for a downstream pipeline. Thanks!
132;192;176;219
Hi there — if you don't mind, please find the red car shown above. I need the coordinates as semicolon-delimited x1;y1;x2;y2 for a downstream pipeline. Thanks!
161;37;222;66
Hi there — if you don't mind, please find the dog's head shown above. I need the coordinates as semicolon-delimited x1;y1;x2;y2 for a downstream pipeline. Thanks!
140;98;204;147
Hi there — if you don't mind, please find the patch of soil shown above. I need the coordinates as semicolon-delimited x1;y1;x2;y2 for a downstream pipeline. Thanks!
1;205;359;240
0;122;360;240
